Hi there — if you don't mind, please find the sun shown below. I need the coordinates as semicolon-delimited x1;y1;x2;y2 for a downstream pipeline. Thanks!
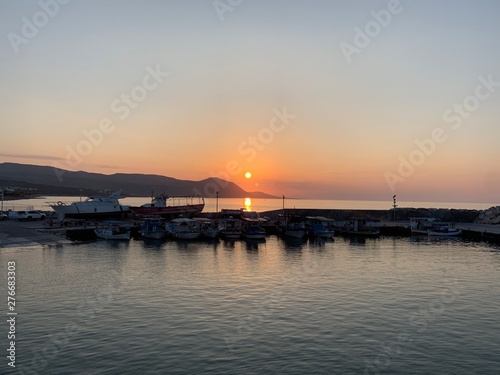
245;171;252;179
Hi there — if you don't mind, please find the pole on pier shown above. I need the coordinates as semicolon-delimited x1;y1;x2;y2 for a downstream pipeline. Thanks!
1;188;3;212
216;191;219;216
393;195;397;221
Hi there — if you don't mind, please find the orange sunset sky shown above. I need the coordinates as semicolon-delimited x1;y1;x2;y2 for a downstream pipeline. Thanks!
1;1;499;202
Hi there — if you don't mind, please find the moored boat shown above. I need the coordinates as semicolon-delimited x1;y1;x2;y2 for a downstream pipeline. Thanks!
342;218;380;237
242;218;266;240
166;218;201;240
193;218;219;239
305;216;335;238
94;222;131;240
130;194;204;219
410;217;462;236
49;190;130;220
139;217;168;239
277;214;307;239
218;218;243;240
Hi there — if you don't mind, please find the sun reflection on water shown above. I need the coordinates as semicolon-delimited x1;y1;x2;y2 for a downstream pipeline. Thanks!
244;197;252;211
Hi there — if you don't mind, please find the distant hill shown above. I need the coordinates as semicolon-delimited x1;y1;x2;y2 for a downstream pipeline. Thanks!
0;162;277;199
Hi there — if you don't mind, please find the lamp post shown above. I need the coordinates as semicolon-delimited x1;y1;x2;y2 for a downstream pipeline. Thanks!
1;188;3;212
393;195;397;221
216;191;219;215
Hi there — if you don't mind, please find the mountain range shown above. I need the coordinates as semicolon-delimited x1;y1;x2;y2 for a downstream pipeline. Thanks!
0;163;277;199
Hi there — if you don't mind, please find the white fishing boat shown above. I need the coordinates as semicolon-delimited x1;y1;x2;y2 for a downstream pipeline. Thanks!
242;218;266;240
166;218;201;240
277;214;307;239
428;225;462;236
218;218;242;240
139;218;168;239
241;210;275;234
94;222;131;240
342;218;380;237
410;218;462;236
49;190;130;220
305;216;335;238
193;218;219;239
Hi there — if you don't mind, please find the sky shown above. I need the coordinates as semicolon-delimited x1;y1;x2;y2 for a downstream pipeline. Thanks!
1;0;499;202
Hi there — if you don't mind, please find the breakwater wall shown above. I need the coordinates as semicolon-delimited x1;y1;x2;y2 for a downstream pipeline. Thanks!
259;208;480;223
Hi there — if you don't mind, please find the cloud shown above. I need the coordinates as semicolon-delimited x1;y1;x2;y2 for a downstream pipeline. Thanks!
0;153;64;161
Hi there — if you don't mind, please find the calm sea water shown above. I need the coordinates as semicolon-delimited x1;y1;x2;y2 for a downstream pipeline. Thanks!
1;236;499;374
2;196;497;213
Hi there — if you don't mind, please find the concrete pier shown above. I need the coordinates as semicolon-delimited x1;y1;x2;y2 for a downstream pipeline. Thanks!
1;207;500;247
0;220;72;248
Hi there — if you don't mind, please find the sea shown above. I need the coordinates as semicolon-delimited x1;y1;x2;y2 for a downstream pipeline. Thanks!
1;197;500;374
1;196;498;213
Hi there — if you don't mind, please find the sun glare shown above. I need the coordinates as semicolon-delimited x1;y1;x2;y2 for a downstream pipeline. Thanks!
245;172;252;179
244;197;252;210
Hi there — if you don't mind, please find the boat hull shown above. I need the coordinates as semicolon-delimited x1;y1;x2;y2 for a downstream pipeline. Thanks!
343;230;380;237
94;229;131;240
427;229;462;236
243;232;266;240
279;228;307;239
131;204;204;219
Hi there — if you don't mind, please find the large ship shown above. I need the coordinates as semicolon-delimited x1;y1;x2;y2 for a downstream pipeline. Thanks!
49;190;131;219
130;194;205;219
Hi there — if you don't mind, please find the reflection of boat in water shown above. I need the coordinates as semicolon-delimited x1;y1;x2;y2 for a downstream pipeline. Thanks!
94;221;131;240
139;218;168;239
49;190;131;219
166;218;201;240
278;214;307;239
130;194;205;219
342;218;380;237
242;218;266;240
305;216;335;238
410;218;462;236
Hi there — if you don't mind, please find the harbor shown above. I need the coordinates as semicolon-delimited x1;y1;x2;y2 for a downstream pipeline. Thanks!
2;205;500;248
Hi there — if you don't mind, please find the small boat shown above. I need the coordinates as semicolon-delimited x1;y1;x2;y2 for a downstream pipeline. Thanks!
49;190;131;220
410;218;462;236
428;225;462;236
241;210;275;234
130;193;205;219
305;216;335;238
342;218;380;237
166;218;201;240
94;222;131;240
277;214;307;239
242;218;266;240
218;218;243;240
409;217;435;235
139;218;168;239
193;218;219;239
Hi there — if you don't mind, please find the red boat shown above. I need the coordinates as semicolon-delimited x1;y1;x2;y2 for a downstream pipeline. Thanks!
130;194;205;219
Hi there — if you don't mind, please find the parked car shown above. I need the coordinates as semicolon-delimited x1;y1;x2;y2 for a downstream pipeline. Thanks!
0;212;7;221
8;210;46;221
